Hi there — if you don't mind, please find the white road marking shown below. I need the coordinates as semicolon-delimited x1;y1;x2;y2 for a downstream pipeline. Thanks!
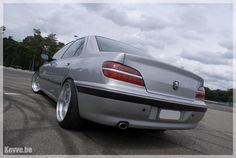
4;92;38;96
4;92;21;96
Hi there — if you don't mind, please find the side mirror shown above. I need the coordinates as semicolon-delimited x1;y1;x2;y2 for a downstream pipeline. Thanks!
41;53;49;61
41;53;53;62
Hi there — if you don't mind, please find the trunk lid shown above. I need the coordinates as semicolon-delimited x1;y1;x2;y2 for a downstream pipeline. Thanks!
124;54;204;100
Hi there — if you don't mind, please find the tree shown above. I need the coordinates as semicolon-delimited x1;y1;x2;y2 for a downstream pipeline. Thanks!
226;89;233;103
44;33;59;56
205;87;233;104
4;28;65;71
33;28;41;36
1;26;6;36
3;36;21;67
22;28;45;70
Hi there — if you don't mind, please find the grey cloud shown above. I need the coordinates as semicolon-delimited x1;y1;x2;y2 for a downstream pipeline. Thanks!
180;10;207;30
181;32;203;41
82;4;168;31
103;10;168;31
81;3;107;12
203;76;232;90
120;31;179;52
181;49;232;65
200;72;233;90
200;71;232;83
119;34;165;51
218;40;233;50
222;51;233;59
121;33;176;51
137;15;168;31
103;9;128;26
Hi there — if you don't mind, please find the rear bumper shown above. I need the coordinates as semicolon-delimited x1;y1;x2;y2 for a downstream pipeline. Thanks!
76;85;207;130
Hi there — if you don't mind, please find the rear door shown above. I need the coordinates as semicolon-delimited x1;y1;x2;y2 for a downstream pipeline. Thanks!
39;42;72;97
49;38;85;98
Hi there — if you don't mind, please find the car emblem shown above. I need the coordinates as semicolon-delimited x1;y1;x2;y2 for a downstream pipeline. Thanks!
173;81;179;90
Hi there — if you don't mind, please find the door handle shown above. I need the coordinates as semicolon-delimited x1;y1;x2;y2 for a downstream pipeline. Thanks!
66;63;70;66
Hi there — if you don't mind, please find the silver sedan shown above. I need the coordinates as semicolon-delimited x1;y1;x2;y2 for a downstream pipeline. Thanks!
31;36;207;130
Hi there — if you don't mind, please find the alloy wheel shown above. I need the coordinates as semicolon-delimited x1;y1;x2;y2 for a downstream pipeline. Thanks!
56;82;72;122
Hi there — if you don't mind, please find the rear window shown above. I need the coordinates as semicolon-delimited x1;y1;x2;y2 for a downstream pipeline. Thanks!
96;36;143;55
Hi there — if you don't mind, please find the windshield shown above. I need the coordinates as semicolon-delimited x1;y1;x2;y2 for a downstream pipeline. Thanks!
96;36;144;55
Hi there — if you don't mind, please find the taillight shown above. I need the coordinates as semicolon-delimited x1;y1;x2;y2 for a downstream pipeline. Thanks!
195;86;205;100
102;61;145;86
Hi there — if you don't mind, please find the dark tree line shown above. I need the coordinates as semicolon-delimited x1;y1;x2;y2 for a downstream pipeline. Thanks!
3;28;64;70
205;87;233;104
2;27;233;104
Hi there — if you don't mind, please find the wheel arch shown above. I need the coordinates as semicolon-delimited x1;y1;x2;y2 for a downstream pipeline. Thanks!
61;77;74;87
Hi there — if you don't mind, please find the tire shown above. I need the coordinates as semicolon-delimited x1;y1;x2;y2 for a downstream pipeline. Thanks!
31;71;42;94
56;79;84;129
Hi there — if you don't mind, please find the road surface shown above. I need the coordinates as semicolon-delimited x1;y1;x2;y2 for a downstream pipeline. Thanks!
3;67;233;155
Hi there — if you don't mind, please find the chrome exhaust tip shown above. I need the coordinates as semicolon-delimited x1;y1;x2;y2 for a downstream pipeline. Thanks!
117;121;129;130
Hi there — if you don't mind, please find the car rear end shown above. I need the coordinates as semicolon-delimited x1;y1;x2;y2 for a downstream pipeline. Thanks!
74;36;207;130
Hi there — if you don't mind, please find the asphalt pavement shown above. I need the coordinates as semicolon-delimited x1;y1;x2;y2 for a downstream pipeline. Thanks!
3;67;233;155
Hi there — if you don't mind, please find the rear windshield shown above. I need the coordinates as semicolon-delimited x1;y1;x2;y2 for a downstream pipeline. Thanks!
96;36;143;55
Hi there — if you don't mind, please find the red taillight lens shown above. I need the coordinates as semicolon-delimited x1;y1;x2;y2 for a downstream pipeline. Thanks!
195;86;205;100
102;61;145;86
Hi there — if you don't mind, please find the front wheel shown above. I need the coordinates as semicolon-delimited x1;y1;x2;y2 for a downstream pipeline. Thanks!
31;71;41;93
56;79;84;129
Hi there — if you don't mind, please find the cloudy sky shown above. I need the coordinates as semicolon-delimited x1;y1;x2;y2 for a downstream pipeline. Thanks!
4;3;233;90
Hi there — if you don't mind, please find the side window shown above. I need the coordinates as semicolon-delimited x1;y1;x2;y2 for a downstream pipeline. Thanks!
74;41;84;57
62;38;85;59
52;42;72;60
